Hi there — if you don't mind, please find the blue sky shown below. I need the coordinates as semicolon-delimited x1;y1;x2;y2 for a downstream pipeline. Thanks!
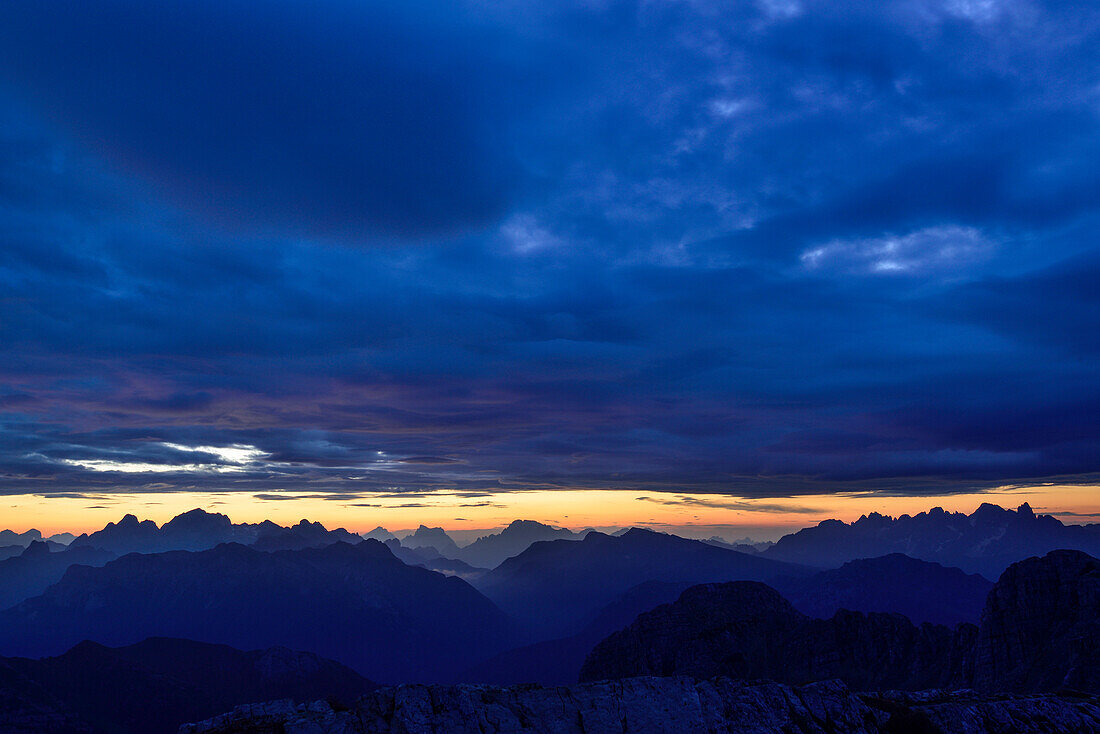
0;0;1097;503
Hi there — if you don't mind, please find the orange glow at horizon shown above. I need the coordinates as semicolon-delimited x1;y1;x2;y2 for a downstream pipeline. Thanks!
2;484;1097;540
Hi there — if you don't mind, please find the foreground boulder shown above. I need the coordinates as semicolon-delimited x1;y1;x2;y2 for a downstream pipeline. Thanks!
179;677;1100;734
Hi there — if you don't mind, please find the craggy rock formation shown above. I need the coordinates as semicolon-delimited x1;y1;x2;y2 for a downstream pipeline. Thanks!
178;678;1100;734
580;551;1098;694
971;549;1099;692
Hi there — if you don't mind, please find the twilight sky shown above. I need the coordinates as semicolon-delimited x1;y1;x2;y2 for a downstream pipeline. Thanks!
1;1;1098;528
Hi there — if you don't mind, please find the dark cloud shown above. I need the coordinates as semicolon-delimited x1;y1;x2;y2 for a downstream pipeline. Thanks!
0;1;1097;500
0;1;545;241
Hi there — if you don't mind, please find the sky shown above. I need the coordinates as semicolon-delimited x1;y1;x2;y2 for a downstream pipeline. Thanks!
1;1;1098;533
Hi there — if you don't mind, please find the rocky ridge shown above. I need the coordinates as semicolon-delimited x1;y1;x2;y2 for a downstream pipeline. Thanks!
179;677;1100;734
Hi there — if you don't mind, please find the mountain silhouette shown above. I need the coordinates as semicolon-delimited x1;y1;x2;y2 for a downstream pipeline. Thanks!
401;525;462;557
383;539;487;580
0;529;42;547
580;550;1098;694
763;503;1100;577
249;519;361;551
0;545;25;562
461;580;691;685
456;520;581;569
774;553;993;626
0;540;514;683
361;526;396;542
474;527;808;639
0;637;373;734
70;510;244;555
0;542;116;611
66;509;364;556
579;581;972;690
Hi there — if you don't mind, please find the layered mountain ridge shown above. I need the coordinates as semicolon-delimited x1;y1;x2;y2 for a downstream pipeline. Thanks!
580;549;1099;694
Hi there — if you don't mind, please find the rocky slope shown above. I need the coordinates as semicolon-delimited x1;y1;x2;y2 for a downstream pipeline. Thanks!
179;677;1100;734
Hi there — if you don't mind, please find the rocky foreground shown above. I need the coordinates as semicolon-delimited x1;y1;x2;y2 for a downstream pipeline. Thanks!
180;676;1100;734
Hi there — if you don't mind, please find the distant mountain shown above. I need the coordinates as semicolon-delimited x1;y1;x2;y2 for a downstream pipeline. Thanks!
45;533;75;546
401;525;462;557
703;537;774;553
461;580;691;685
775;553;993;626
0;529;42;547
456;520;581;569
0;545;24;561
580;550;1099;694
0;541;116;610
67;509;361;556
384;539;488;581
249;519;361;551
763;503;1100;577
474;528;808;639
361;526;396;542
0;540;514;683
0;637;373;734
69;510;247;555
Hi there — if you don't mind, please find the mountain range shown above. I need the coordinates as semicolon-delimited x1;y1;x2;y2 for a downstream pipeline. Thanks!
67;509;361;556
762;503;1100;577
465;553;994;685
0;540;514;683
580;549;1099;694
0;542;116;611
473;527;808;639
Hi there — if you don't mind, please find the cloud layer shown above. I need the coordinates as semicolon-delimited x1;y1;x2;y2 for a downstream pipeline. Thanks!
0;0;1097;499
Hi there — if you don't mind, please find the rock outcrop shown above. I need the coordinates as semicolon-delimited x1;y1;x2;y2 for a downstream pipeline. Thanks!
971;549;1099;692
178;678;1100;734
